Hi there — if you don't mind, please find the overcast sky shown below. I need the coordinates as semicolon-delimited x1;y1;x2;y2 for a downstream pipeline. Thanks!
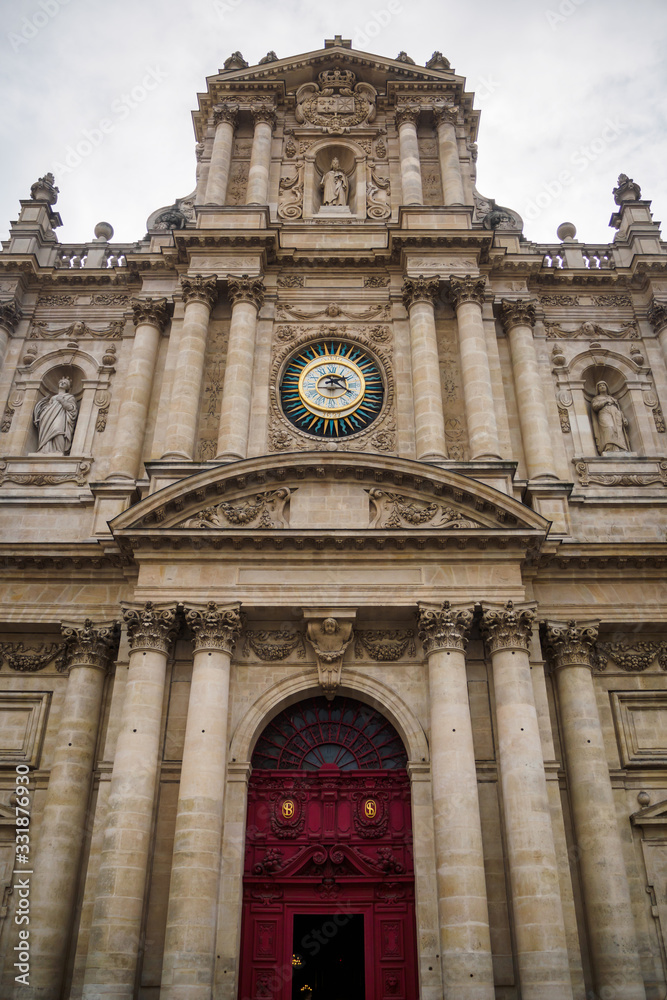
1;0;665;249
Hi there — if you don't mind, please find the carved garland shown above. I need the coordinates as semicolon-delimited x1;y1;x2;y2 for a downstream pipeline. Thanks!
243;629;306;660
268;329;395;455
354;630;416;661
0;642;68;672
594;641;667;673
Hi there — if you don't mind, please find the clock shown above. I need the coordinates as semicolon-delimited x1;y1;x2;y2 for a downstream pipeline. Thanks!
279;341;384;438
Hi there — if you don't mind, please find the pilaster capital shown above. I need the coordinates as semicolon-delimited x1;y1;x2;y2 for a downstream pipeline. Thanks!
180;273;218;309
251;106;277;130
395;104;421;129
131;296;170;332
648;298;667;334
121;601;179;653
184;601;242;653
448;274;486;310
433;103;458;129
480;600;536;654
212;102;239;129
499;298;537;333
402;274;440;311
0;301;22;334
61;618;120;672
543;619;600;670
417;601;473;654
227;273;265;310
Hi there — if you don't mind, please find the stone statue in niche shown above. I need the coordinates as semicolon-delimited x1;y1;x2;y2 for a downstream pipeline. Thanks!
591;380;631;455
321;158;348;206
33;377;78;454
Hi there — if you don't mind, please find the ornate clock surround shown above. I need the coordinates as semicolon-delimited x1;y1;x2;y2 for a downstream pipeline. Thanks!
268;327;395;453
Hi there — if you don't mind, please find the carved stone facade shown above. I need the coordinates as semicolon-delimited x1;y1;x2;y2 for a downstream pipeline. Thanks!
1;37;667;1000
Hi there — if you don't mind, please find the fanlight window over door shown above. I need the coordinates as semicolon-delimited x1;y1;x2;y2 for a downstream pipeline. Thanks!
251;696;408;771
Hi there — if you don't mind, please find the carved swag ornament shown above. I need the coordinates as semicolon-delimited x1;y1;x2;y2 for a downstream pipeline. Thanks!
180;488;291;529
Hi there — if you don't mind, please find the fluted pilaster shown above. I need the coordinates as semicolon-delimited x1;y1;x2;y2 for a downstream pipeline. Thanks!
216;274;265;461
402;275;447;460
205;103;238;205
246;106;277;205
396;105;423;205
433;103;464;205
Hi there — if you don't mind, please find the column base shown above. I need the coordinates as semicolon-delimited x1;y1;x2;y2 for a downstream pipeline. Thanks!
160;450;192;461
215;452;245;462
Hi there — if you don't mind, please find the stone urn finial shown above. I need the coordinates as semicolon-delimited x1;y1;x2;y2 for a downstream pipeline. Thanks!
94;221;114;241
613;173;641;205
30;172;59;205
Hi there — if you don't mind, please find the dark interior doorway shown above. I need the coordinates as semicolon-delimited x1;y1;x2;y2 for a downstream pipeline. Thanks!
291;914;365;1000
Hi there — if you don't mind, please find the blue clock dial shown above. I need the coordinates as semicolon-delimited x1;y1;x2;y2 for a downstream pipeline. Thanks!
279;341;384;438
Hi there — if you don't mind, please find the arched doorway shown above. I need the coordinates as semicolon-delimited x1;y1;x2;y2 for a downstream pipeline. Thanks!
239;697;419;1000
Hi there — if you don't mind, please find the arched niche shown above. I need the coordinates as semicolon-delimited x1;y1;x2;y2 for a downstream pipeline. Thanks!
303;139;367;220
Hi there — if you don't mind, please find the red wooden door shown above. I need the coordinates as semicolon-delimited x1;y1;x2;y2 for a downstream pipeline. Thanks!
238;698;419;1000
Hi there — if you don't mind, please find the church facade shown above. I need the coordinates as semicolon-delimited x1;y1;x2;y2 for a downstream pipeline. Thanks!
1;37;667;1000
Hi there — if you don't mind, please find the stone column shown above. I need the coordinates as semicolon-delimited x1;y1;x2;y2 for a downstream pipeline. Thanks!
417;602;495;1000
82;603;178;1000
162;275;218;459
205;103;238;206
396;105;423;206
24;620;118;1000
480;602;573;1000
0;301;21;372
216;274;264;461
161;603;242;1000
107;297;170;480
246;107;276;205
449;276;501;460
402;275;447;461
434;104;465;206
544;621;646;1000
499;300;557;480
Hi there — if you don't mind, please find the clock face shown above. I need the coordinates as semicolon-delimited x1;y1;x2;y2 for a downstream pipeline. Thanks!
280;341;384;438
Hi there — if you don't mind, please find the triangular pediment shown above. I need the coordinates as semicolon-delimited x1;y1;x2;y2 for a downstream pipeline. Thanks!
632;798;667;827
109;454;550;559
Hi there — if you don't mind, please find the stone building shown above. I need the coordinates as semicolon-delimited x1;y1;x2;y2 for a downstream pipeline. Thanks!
0;36;667;1000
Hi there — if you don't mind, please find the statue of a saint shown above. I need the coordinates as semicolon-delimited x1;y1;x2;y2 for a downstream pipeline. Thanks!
591;380;630;455
33;377;78;454
320;158;348;206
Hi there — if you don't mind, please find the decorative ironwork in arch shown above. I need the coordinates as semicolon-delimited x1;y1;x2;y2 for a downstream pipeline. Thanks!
251;696;408;770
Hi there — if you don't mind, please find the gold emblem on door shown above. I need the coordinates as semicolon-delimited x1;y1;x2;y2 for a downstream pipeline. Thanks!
282;799;295;819
364;798;377;819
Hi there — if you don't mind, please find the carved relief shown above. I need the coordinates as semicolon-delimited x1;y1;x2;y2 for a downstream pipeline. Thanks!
195;320;229;461
545;320;639;340
368;489;479;529
364;275;390;288
179;488;291;529
226;163;249;206
437;321;468;460
306;617;354;700
29;319;124;340
275;301;390;321
295;69;377;133
366;164;391;219
277;275;304;288
278;162;304;220
354;630;416;661
0;460;91;487
243;630;306;660
421;164;443;206
574;460;667;488
0;642;67;672
594;641;667;673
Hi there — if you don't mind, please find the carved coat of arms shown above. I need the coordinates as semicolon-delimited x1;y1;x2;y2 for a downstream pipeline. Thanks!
295;69;377;133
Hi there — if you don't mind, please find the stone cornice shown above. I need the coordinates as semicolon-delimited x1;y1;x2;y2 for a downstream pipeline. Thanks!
417;601;473;654
130;296;171;331
480;600;536;653
121;601;179;653
184;601;242;653
498;299;537;333
180;273;218;308
402;275;440;310
60;618;120;672
227;273;265;309
542;619;599;670
449;274;486;309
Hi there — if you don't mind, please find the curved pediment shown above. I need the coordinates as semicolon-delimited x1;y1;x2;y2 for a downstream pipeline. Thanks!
110;454;549;557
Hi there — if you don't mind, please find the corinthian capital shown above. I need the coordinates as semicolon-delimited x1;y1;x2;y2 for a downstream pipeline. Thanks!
402;275;440;311
251;106;277;129
448;274;486;310
227;273;265;310
648;298;667;334
418;601;473;654
395;105;421;128
180;273;218;309
480;600;536;654
499;299;537;333
433;103;458;129
122;602;179;653
212;103;239;129
184;602;242;653
131;297;170;332
543;619;599;670
61;618;120;672
0;301;22;334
